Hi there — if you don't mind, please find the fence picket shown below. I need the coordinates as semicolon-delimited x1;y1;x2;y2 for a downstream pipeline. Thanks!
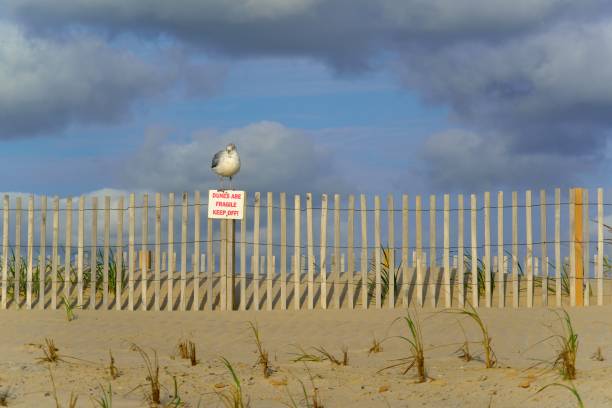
103;196;110;309
388;194;395;308
583;189;589;307
1;195;8;310
267;192;273;311
26;195;34;309
458;194;465;307
181;192;188;311
347;195;355;309
116;196;124;310
76;196;85;308
154;194;161;311
334;194;341;309
194;191;200;311
51;197;59;310
140;194;148;311
402;194;409;307
320;194;328;309
497;192;504;308
307;193;314;309
253;192;260;311
429;195;436;308
167;193;174;311
416;195;423;307
597;188;604;306
13;198;22;308
569;189;575;307
294;194;301;310
90;197;97;310
512;192;518;308
471;194;478;307
280;192;287;310
38;196;47;309
360;194;368;309
484;192;491;308
526;190;533;308
128;193;135;311
240;193;247;311
443;194;450;308
207;216;213;311
374;195;381;309
540;190;547;307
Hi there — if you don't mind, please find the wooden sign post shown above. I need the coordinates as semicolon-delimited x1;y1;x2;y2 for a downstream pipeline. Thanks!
574;188;584;306
208;190;245;311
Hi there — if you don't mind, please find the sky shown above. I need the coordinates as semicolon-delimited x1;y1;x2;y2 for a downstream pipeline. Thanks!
1;0;611;199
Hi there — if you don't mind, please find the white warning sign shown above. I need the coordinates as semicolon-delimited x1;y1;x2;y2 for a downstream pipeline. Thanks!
208;190;245;219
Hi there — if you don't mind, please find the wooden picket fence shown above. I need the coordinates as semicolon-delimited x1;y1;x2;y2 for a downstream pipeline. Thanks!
0;188;609;312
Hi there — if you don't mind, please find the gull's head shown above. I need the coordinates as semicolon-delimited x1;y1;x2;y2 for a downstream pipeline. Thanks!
226;143;237;153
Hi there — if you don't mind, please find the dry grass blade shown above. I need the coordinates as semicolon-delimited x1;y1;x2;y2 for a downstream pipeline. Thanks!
189;341;197;367
552;309;578;380
289;345;324;363
37;338;61;363
454;321;472;362
130;343;161;405
368;336;383;355
378;310;426;383
177;339;197;366
248;322;272;378
591;347;604;362
109;350;120;379
219;357;249;408
60;295;76;322
177;340;190;360
446;303;496;368
49;367;78;408
313;346;348;366
91;383;113;408
284;364;324;408
536;382;584;408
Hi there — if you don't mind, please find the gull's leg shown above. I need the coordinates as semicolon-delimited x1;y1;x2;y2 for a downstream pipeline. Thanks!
218;175;225;191
229;176;233;190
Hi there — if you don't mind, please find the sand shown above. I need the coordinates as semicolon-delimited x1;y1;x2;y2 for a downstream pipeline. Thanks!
1;306;612;407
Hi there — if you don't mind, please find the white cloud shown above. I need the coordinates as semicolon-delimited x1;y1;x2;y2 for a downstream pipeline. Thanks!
121;121;351;194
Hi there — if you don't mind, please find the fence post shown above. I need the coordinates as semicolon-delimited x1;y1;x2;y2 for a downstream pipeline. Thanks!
574;187;584;306
387;193;395;309
416;195;423;307
597;188;604;306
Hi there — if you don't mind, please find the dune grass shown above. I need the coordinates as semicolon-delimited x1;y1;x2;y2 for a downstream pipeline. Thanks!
378;310;426;382
446;303;496;368
248;322;272;378
536;382;584;408
129;343;161;405
219;357;249;408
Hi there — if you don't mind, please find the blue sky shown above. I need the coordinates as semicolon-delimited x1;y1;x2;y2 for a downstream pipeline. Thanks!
1;1;611;198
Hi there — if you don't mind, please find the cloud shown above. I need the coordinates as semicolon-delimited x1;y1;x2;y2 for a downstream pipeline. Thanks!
418;129;596;192
7;0;589;67
0;21;226;138
6;0;612;188
120;121;351;195
0;22;167;137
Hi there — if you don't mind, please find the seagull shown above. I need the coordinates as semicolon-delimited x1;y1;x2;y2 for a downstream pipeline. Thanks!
211;143;241;190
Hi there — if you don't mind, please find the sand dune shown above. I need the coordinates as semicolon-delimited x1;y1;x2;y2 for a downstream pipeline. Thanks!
1;305;612;407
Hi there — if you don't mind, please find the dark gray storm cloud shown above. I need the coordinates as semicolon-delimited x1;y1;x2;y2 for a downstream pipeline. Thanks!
5;0;612;189
0;21;226;139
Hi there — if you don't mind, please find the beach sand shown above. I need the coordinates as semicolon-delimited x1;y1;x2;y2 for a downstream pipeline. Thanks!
1;305;612;407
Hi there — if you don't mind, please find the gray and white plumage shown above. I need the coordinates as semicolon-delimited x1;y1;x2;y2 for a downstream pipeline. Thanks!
212;143;240;188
